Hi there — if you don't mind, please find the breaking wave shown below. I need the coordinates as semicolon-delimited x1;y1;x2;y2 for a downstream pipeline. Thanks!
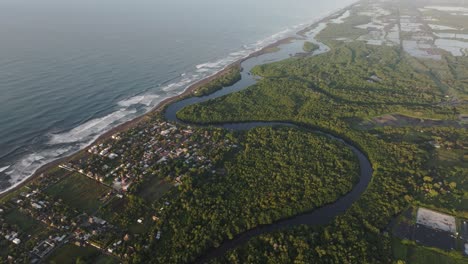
0;166;10;173
48;108;138;145
3;146;72;189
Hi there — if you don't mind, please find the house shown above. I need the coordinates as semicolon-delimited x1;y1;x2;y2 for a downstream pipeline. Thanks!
429;141;441;148
108;153;119;159
31;203;43;210
55;235;66;242
160;130;171;136
89;216;107;226
157;157;168;164
5;232;18;241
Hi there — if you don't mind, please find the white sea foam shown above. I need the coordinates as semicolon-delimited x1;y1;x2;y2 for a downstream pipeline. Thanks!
5;147;72;184
0;166;10;173
117;94;161;107
196;68;212;73
49;108;137;144
161;77;194;92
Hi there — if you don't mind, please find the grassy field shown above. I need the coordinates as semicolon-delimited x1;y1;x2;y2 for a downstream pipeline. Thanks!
45;173;110;214
47;243;118;264
3;208;46;235
392;238;468;264
96;196;124;221
135;177;173;202
436;148;465;167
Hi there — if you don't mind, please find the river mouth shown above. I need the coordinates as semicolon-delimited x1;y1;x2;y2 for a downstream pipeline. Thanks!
163;22;373;263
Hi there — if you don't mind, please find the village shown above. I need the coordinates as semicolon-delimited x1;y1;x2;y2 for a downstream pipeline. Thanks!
67;120;235;192
0;118;238;263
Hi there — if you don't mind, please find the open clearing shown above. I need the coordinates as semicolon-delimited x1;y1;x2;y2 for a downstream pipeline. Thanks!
136;177;173;202
46;243;118;264
4;208;46;235
45;173;110;214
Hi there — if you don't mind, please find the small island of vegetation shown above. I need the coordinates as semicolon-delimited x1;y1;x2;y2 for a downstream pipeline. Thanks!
193;65;241;97
303;41;319;53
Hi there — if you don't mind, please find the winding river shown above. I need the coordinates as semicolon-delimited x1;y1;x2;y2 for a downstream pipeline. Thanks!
164;21;373;263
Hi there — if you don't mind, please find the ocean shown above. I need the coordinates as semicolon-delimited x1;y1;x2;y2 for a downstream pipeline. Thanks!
0;0;356;192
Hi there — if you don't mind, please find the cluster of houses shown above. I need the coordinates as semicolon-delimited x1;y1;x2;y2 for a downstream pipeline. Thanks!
3;231;21;245
0;183;128;262
0;187;82;261
72;215;122;254
0;119;239;262
72;120;236;193
16;190;76;230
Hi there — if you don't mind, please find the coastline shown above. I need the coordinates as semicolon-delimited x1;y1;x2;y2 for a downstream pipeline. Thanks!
0;3;356;199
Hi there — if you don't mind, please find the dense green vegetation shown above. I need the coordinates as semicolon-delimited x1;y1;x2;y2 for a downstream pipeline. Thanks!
375;126;467;217
178;42;457;124
175;41;466;263
193;65;241;97
208;128;431;263
303;41;319;53
139;127;359;263
317;14;370;41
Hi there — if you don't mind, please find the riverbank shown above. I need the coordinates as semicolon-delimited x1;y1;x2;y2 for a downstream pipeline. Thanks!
0;3;356;199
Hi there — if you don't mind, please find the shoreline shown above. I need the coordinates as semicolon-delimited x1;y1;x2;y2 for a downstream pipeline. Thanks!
0;3;356;199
